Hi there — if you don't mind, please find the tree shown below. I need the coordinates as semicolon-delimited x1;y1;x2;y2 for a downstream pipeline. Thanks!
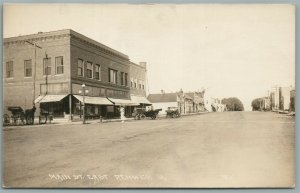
251;98;264;111
222;97;244;111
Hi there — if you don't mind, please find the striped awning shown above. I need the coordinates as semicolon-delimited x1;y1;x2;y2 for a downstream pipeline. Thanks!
73;95;113;105
108;98;139;106
131;95;152;105
34;94;68;103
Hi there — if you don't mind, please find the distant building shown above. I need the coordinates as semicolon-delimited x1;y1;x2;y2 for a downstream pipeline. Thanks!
147;92;181;115
262;97;271;110
147;89;201;115
270;86;280;110
185;91;205;112
290;89;295;112
279;86;294;111
204;97;226;112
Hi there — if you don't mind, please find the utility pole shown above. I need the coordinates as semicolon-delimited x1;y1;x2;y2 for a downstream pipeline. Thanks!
25;41;42;105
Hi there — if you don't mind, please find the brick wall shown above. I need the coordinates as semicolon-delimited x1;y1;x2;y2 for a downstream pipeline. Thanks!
129;62;147;97
3;33;71;115
70;36;131;99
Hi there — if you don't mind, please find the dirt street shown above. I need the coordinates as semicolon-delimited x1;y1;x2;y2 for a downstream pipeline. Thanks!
3;111;295;188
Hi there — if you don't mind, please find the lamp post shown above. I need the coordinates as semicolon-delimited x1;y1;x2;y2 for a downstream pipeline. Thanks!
79;84;88;124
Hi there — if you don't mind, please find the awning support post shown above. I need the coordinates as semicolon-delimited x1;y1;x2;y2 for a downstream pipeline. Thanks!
69;94;72;121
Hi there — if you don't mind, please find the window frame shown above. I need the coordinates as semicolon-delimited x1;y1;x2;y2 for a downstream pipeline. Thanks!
109;68;117;84
43;57;51;76
125;73;128;87
77;59;84;77
24;59;32;77
94;64;101;80
55;56;64;75
6;61;13;78
86;61;93;79
120;72;124;86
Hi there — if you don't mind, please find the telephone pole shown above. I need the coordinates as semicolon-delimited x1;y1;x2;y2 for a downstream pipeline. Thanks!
25;41;42;106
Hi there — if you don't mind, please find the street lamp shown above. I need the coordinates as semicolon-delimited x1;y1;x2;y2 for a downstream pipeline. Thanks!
79;84;88;124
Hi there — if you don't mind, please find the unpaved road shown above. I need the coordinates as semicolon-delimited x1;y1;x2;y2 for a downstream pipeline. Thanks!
2;111;295;188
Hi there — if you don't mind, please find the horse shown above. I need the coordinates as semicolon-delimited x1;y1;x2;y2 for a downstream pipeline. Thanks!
25;106;36;125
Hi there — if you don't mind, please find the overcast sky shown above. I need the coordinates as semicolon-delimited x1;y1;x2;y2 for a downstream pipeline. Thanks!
3;4;295;110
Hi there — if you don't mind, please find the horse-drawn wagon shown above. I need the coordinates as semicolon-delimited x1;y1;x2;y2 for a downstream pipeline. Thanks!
3;106;36;126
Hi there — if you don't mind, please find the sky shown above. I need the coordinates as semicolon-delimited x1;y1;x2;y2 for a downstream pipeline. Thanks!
3;4;295;111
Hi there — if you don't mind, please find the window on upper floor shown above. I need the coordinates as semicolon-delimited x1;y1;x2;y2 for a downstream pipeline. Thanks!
125;73;128;87
130;78;133;87
78;59;84;76
55;56;64;74
94;64;101;80
109;69;117;84
134;79;137;88
43;57;51;75
24;60;32;77
86;61;93;79
120;72;124;86
6;61;13;78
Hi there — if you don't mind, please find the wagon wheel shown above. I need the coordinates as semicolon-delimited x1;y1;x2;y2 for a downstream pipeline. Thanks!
12;116;18;125
172;113;177;118
26;115;34;125
140;114;146;119
20;115;26;125
135;114;140;120
3;114;10;125
151;114;156;119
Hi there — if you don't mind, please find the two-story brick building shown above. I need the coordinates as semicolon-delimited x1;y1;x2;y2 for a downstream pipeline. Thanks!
3;29;148;120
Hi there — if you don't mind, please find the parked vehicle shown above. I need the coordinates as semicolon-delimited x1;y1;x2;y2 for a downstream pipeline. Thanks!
4;106;36;126
166;107;181;118
135;108;162;120
7;106;26;125
39;108;53;124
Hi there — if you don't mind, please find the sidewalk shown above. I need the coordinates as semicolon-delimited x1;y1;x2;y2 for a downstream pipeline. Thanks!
51;111;209;125
3;111;210;128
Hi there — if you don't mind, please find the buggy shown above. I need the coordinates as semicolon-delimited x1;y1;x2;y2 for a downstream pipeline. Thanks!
7;106;26;125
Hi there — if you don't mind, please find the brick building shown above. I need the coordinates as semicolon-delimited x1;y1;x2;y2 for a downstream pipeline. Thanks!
290;89;295;112
279;86;294;111
3;29;148;120
128;61;151;116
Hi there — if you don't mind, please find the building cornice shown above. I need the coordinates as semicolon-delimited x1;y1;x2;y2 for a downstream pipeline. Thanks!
70;34;129;61
4;29;130;61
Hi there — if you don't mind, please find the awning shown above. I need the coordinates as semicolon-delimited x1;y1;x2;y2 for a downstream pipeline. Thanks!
131;95;152;105
108;98;139;106
34;94;68;103
73;95;113;105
